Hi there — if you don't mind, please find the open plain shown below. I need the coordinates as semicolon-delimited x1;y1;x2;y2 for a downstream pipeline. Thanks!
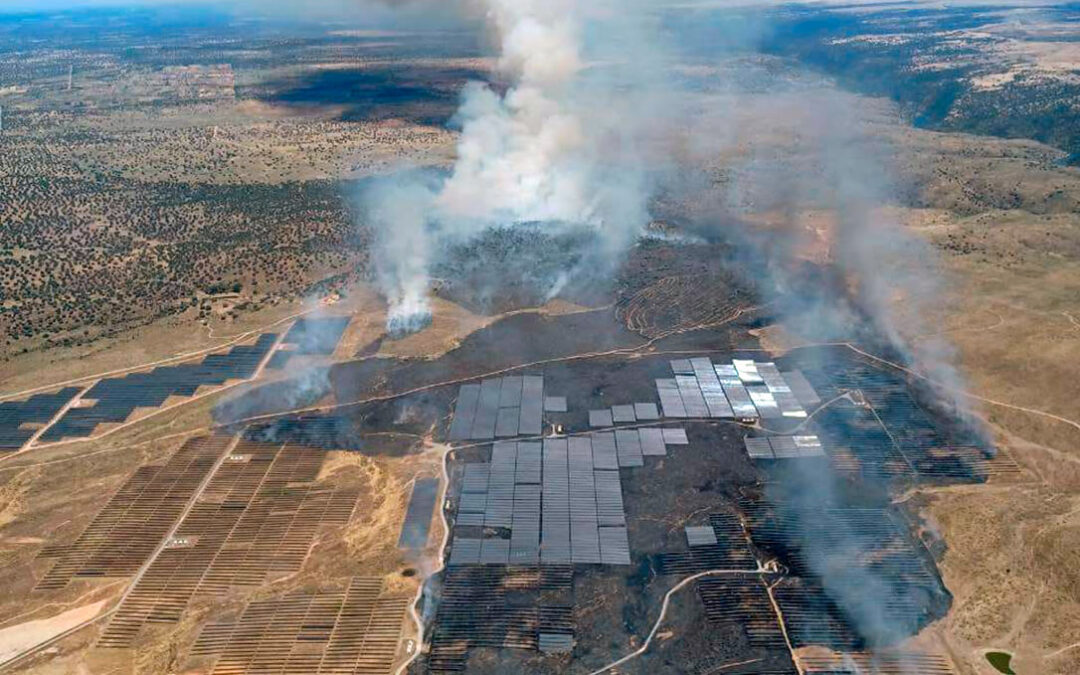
1;3;1079;675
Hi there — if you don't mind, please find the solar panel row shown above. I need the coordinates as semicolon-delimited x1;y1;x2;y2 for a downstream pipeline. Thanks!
428;565;574;671
98;441;359;647
614;429;643;467
662;359;818;421
0;387;81;450
190;576;406;675
41;334;277;442
447;376;545;441
692;357;734;418
450;433;638;566
282;316;351;355
398;478;439;550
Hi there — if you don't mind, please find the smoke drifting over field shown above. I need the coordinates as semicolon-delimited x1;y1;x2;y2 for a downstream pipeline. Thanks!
363;0;667;332
357;2;979;658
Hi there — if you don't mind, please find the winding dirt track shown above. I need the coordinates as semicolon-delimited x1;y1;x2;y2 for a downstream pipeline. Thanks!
586;567;768;675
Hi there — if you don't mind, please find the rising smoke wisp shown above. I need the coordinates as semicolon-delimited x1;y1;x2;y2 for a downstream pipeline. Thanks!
364;0;665;332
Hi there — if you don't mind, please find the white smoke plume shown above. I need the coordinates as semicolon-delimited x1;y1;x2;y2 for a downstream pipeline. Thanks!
365;0;662;331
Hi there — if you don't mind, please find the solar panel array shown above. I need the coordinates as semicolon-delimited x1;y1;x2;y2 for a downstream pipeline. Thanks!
593;401;661;427
189;577;408;675
266;316;351;370
588;408;613;428
800;350;1022;481
428;565;573;672
447;375;545;441
781;369;821;407
695;575;791;652
658;512;757;574
0;387;81;450
40;334;278;442
717;363;758;419
799;651;955;674
685;525;718;547
771;578;863;651
449;432;660;566
743;435;826;461
35;436;229;591
543;396;567;412
740;501;937;588
398;478;439;550
660;359;812;421
757;363;807;418
98;441;360;648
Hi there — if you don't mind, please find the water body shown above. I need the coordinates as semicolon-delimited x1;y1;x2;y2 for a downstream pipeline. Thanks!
986;651;1016;675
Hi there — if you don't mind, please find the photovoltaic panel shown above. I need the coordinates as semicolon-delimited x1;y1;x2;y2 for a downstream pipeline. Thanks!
769;436;799;458
470;379;502;440
495;406;521;438
458;491;487;513
541;438;571;564
41;335;278;442
568;436;593;466
589;409;613;428
449;537;479;561
590;432;618;470
543;396;567;413
0;387;81;450
675;375;710;418
774;391;807;418
744;437;775;459
634;402;660;421
719;373;758;419
515;441;542;484
685;525;718;547
538;633;574;653
484;441;517;528
447;384;481;441
499;376;524;408
462;464;490;493
747;386;782;418
598;526;631;565
594;470;625;526
782;370;822;407
733;359;764;384
692;358;734;418
655;378;687;418
519;375;545;436
568;440;601;563
479;538;510;564
669;359;694;376
714;364;738;379
280;317;350;355
638;428;667;456
755;362;785;387
793;435;826;457
398;478;439;550
510;483;540;564
759;364;807;418
662;427;689;445
455;512;486;527
611;404;636;423
615;429;644;467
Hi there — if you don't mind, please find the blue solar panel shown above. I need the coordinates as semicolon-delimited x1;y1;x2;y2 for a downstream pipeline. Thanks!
38;334;278;442
0;387;82;450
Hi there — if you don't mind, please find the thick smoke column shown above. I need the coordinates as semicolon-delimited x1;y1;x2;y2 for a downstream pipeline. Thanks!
365;0;658;331
438;0;591;225
368;176;437;335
